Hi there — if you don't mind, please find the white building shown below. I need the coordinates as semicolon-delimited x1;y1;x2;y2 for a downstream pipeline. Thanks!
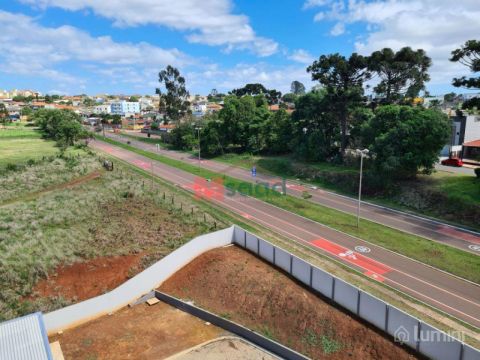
110;101;140;116
191;101;207;117
94;104;112;114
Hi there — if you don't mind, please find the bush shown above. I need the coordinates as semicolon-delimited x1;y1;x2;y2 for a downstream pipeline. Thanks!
475;168;480;179
5;163;17;172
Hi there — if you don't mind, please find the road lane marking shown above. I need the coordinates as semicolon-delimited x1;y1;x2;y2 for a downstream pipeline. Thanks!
94;141;480;319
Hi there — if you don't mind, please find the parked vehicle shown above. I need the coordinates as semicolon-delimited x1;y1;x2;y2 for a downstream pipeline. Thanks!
441;158;463;167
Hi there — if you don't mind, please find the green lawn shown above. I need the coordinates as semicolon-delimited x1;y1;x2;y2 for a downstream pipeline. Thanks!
97;135;480;284
0;128;84;169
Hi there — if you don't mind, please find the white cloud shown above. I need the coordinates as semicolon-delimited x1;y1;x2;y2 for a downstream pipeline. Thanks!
330;22;345;36
186;63;313;94
20;0;278;57
0;10;189;89
288;49;315;64
303;0;331;10
305;0;480;90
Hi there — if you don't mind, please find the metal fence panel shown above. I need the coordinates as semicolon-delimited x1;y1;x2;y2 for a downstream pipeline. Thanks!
246;233;259;254
333;279;359;314
418;322;462;360
274;247;291;274
386;306;419;350
462;344;480;360
258;239;275;263
311;267;334;299
233;226;246;246
291;257;311;286
358;292;387;331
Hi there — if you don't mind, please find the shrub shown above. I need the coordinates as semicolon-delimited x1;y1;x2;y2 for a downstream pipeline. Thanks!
475;168;480;179
5;163;17;172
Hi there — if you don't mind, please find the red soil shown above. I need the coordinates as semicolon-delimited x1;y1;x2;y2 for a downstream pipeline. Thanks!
31;254;143;301
160;246;419;360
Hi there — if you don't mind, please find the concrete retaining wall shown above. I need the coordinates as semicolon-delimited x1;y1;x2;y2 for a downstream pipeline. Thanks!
43;227;235;335
156;291;308;360
232;226;480;360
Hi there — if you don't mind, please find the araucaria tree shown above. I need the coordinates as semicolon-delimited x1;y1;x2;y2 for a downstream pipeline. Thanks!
368;47;431;103
156;65;190;122
307;53;370;156
290;81;306;95
450;40;480;89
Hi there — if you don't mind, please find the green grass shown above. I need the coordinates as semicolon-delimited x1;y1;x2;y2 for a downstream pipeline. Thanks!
0;153;230;320
0;128;58;168
0;128;85;171
214;152;480;230
96;136;480;284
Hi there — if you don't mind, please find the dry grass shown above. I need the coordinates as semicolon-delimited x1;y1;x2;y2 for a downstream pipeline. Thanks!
0;155;227;320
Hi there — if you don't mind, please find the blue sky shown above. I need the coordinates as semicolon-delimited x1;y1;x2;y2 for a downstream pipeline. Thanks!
0;0;479;96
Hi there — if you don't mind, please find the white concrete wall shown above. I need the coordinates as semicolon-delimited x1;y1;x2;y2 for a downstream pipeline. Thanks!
464;115;480;143
43;226;234;334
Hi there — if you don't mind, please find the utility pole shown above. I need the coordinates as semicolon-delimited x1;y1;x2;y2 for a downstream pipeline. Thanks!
195;125;202;162
356;149;369;228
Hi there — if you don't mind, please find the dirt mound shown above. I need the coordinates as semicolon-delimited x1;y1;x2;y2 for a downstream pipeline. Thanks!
31;254;143;301
160;246;418;360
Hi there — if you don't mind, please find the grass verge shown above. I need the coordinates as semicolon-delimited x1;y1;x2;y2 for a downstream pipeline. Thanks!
96;135;480;284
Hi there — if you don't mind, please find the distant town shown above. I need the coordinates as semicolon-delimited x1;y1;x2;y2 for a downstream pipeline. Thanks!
1;87;479;158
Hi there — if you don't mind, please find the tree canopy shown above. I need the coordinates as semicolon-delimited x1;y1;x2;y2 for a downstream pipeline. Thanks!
450;40;480;89
156;65;191;122
307;53;370;155
230;83;282;105
33;109;88;150
368;47;431;102
361;105;450;179
291;81;306;95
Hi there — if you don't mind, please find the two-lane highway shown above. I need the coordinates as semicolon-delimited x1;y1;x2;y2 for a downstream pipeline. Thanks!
91;138;480;328
107;131;480;254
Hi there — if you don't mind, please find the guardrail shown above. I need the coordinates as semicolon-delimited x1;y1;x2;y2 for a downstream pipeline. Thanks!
232;226;480;360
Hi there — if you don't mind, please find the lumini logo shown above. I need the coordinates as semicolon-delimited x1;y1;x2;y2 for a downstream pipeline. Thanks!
394;326;410;344
393;325;464;344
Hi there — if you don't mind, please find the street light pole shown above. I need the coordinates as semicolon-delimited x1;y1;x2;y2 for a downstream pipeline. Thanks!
195;126;201;162
356;149;369;228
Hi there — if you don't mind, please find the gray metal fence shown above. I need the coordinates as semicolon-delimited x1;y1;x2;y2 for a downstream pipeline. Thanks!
233;226;480;360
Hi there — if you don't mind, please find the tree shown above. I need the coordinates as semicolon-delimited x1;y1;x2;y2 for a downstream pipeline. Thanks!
230;83;281;105
83;97;96;107
0;103;9;128
368;47;431;103
444;92;456;103
156;65;191;122
307;53;370;155
21;106;33;118
128;96;139;102
450;40;480;89
281;93;297;103
291;81;306;95
33;109;87;149
291;90;339;161
361;105;450;179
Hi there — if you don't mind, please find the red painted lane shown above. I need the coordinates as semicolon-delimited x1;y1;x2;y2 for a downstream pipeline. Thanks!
437;225;480;244
286;184;306;191
132;159;151;170
311;238;392;282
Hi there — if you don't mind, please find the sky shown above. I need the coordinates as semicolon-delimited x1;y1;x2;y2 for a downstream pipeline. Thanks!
0;0;479;96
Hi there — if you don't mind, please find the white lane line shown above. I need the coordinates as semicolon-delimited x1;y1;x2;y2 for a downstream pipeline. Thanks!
97;141;480;317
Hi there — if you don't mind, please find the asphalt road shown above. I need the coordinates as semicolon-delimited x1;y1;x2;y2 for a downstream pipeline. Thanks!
91;138;480;329
106;131;480;255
